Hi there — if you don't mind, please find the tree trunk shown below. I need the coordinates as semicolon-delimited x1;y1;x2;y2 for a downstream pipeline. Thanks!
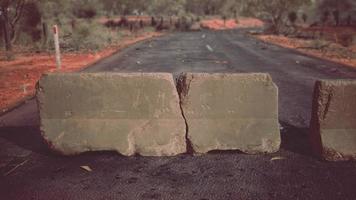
42;21;48;48
347;15;351;26
1;8;13;60
270;16;280;34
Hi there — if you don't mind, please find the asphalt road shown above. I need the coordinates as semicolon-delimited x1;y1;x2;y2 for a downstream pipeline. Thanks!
1;29;356;200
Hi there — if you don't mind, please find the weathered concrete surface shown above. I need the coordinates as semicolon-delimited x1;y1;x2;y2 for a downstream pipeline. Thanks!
36;73;186;156
310;80;356;161
177;73;280;154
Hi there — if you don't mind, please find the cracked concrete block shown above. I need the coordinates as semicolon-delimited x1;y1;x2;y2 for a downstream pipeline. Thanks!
37;73;186;156
177;73;280;154
310;80;356;161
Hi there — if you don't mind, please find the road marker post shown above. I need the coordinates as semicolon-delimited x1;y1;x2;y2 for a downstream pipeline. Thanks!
53;25;61;70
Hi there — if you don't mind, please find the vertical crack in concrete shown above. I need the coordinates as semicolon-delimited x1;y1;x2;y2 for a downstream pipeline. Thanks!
322;91;333;121
176;73;194;153
179;101;193;154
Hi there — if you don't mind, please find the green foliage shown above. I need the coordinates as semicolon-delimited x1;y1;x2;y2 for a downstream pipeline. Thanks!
62;21;121;52
38;0;74;21
9;0;353;52
245;0;311;33
72;0;102;19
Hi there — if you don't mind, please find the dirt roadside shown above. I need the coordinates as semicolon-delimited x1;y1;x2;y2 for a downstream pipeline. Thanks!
1;17;355;115
0;31;163;114
201;18;356;69
200;17;264;30
253;26;356;69
255;34;356;69
1;30;356;200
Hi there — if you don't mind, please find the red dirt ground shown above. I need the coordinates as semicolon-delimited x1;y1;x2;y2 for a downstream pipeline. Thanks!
236;18;265;28
200;18;264;30
98;16;152;24
255;26;356;69
100;16;265;31
0;32;162;113
301;26;356;44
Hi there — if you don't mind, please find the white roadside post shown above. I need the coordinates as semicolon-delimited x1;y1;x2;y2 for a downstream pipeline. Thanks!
53;25;61;70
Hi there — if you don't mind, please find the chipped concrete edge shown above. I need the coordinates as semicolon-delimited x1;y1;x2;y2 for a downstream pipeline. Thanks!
310;79;356;161
36;72;185;156
37;72;281;156
176;72;280;155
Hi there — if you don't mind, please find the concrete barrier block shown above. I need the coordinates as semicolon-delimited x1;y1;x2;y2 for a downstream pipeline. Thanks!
37;73;186;156
310;80;356;161
177;73;280;154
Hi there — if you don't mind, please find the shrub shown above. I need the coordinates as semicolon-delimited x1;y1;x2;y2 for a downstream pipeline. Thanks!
178;16;193;31
302;13;308;23
75;23;115;51
175;18;181;30
73;5;97;19
288;11;298;25
15;2;42;44
104;20;116;28
332;10;340;26
151;16;157;27
309;39;330;50
338;33;355;47
117;16;129;27
321;11;330;25
58;21;121;52
222;15;227;25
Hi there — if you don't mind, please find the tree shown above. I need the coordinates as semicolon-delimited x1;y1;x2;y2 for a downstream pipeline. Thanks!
0;0;25;60
245;0;311;33
288;11;298;25
317;0;355;25
222;15;227;26
332;10;340;26
302;13;308;23
18;1;42;42
321;10;330;25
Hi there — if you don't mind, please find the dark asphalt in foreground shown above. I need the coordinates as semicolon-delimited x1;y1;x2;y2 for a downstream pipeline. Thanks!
1;30;356;200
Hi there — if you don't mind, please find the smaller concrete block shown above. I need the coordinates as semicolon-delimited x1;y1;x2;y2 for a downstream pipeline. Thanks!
310;79;356;161
177;73;281;154
37;73;186;156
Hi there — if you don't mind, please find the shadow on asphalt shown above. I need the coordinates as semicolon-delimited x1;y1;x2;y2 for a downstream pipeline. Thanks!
279;121;313;157
0;121;315;158
0;126;51;156
208;149;244;154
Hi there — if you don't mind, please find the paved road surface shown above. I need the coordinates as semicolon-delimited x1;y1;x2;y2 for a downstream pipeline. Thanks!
1;30;356;200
